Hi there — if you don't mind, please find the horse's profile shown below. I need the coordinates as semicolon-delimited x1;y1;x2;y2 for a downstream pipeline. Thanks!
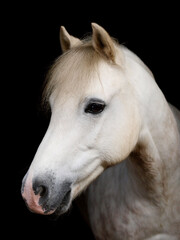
21;23;180;239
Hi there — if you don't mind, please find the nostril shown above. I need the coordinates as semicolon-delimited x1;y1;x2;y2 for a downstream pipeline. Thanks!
33;179;49;199
35;185;47;197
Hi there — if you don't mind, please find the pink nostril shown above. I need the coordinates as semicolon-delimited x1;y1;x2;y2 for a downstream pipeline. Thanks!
22;174;55;215
22;174;71;216
21;175;46;215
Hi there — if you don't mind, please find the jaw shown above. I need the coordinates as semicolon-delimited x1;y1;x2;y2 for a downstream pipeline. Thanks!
71;165;105;200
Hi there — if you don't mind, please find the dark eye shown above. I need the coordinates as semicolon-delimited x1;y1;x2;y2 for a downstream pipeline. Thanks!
85;99;106;115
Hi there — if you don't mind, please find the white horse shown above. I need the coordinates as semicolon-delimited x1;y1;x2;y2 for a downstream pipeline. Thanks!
21;23;180;240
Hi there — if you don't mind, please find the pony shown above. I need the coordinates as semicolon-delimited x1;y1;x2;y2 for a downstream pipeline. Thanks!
21;23;180;239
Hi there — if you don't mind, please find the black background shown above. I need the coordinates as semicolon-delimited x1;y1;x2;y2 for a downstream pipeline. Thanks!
5;2;179;239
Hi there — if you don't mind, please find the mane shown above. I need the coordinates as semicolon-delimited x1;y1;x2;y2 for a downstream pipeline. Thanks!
42;39;103;108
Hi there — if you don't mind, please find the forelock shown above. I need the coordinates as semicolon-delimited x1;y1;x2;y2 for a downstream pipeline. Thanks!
42;40;102;108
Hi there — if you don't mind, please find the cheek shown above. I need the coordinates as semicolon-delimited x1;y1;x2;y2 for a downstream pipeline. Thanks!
97;108;140;164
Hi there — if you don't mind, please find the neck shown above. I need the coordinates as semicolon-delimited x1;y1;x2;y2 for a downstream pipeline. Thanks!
128;118;180;202
124;48;180;202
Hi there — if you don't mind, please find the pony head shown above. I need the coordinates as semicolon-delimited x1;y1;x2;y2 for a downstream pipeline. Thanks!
21;23;141;215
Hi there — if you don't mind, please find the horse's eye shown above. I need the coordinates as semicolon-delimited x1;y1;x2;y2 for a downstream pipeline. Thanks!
85;100;106;115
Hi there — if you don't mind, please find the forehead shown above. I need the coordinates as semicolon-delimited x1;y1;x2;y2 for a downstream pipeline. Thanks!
44;44;123;106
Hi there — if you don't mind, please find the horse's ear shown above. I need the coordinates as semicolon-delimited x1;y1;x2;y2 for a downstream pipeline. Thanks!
60;26;82;52
91;23;116;62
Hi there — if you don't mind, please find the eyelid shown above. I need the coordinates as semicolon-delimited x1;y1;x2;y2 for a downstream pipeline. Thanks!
86;98;106;105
